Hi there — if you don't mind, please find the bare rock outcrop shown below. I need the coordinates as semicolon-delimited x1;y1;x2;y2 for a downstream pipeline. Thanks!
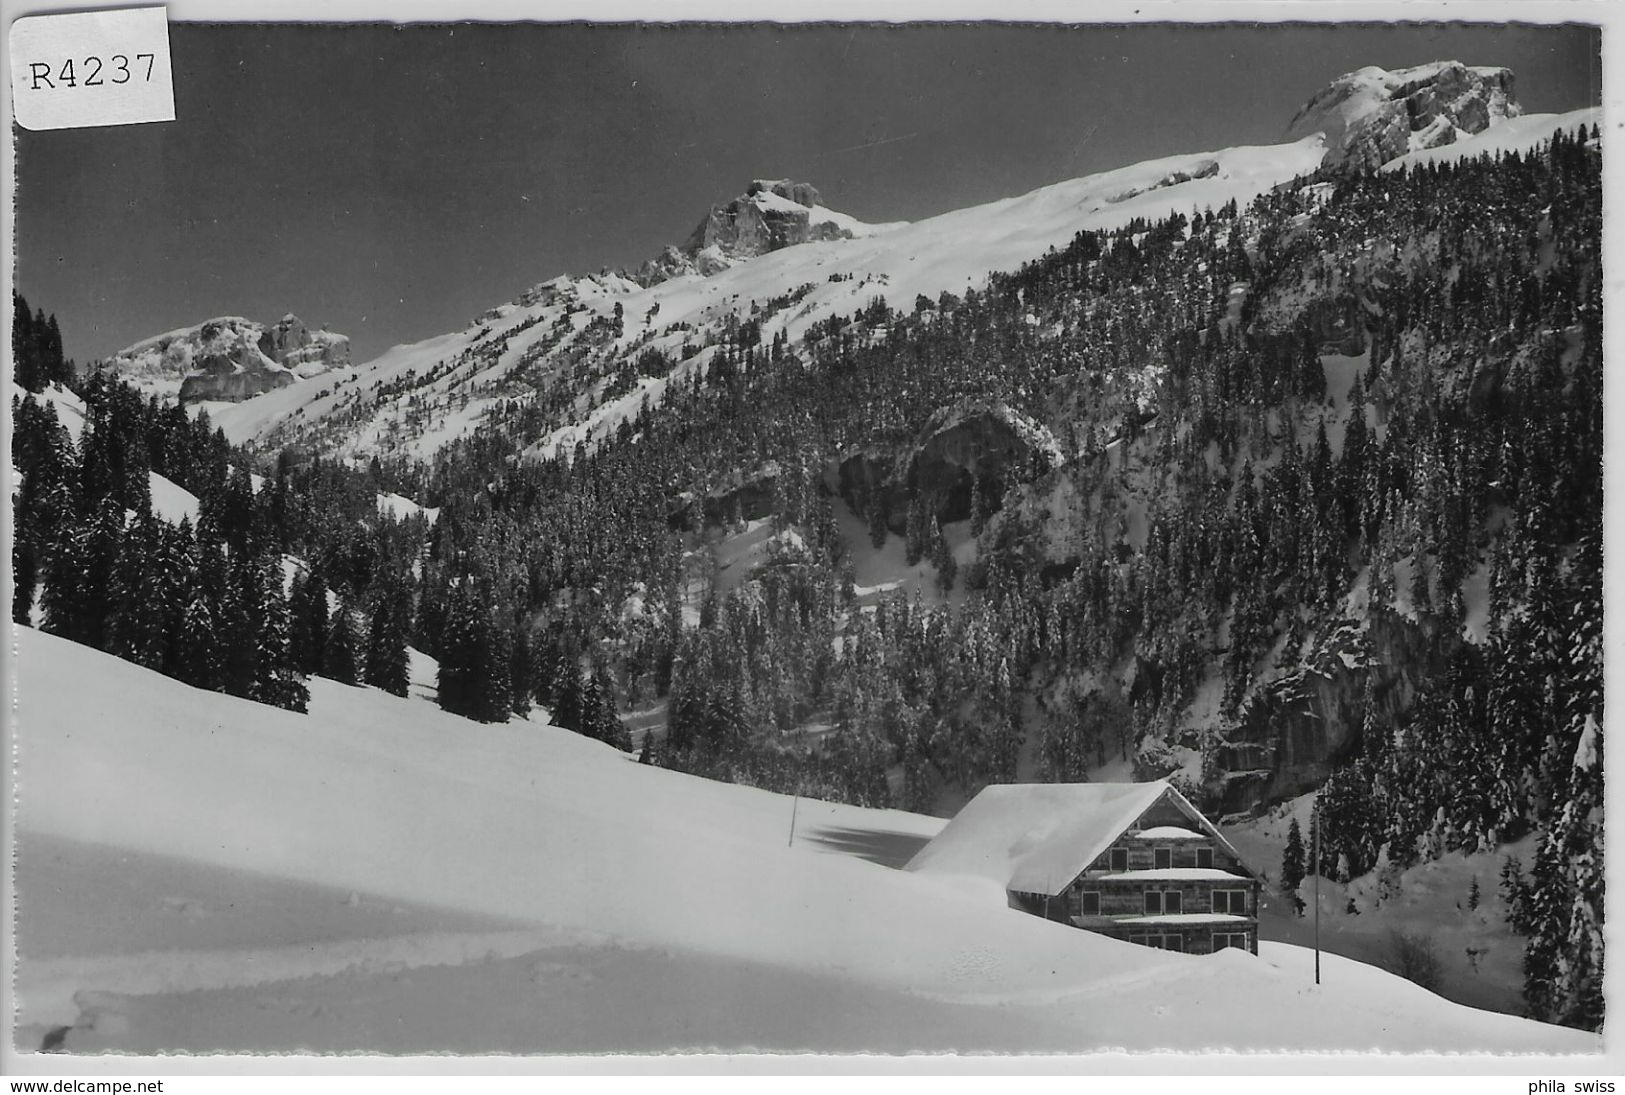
258;314;351;376
105;313;351;404
631;179;882;287
1287;61;1520;171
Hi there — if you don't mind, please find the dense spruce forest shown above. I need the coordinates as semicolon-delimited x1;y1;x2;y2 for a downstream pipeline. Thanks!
11;128;1602;1028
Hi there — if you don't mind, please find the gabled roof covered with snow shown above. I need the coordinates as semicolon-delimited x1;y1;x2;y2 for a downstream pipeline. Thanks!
905;780;1258;897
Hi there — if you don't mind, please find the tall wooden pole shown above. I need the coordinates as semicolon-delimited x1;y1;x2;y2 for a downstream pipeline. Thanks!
788;792;800;848
1314;808;1322;986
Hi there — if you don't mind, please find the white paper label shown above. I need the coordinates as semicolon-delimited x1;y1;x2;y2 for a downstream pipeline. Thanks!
10;7;174;131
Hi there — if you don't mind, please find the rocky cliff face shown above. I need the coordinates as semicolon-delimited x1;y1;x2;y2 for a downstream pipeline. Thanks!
829;403;1064;538
258;314;351;375
683;179;848;258
1209;613;1450;815
1287;61;1520;170
632;179;878;286
106;314;351;404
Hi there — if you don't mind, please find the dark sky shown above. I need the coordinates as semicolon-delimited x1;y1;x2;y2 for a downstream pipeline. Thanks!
14;21;1601;365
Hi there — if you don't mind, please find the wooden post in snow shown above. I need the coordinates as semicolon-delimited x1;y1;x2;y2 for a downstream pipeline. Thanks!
788;792;800;848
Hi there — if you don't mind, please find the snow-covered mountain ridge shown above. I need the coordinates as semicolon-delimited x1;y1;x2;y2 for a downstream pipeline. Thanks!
102;61;1592;471
187;133;1328;461
1287;61;1521;169
204;64;1594;467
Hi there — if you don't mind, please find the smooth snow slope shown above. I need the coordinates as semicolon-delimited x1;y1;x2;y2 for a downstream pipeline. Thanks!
10;627;1595;1054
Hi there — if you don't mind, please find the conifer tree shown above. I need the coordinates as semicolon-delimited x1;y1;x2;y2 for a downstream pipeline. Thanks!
364;591;411;697
552;659;585;732
508;625;534;715
904;494;928;566
72;495;127;652
865;495;888;549
582;663;631;749
219;551;261;699
930;516;956;592
12;293;39;392
288;566;330;676
39;510;90;644
323;602;361;685
12;507;39;625
1281;817;1307;897
434;591;474;717
176;583;223;692
252;552;308;713
158;517;196;677
478;622;514;723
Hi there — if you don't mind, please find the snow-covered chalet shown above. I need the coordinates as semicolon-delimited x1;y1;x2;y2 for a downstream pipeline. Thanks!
906;780;1262;955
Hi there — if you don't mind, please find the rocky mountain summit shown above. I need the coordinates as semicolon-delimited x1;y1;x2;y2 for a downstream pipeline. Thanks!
104;313;351;404
1287;61;1521;170
632;179;904;285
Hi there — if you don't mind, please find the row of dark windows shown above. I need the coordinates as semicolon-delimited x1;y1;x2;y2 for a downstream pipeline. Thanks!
1107;846;1214;871
1127;931;1251;953
1076;888;1250;917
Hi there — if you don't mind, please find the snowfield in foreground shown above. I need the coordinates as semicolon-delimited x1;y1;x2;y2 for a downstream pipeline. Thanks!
11;628;1596;1055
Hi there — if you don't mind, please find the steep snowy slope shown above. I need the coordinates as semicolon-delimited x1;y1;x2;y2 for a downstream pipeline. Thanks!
10;627;1595;1054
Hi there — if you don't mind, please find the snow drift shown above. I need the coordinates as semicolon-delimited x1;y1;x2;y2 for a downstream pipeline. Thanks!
9;627;1596;1054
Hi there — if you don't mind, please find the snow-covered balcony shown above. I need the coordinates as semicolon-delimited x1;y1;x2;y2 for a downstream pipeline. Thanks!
1095;867;1249;882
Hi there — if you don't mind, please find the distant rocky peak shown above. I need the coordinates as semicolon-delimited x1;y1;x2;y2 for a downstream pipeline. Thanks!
625;178;853;287
746;179;823;208
106;312;351;404
681;178;847;264
1287;61;1521;170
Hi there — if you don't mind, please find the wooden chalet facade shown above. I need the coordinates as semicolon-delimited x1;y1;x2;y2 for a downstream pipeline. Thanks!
907;780;1262;956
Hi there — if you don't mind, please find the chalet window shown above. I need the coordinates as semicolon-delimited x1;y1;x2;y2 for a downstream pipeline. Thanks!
1143;891;1163;916
1213;889;1247;915
1132;933;1187;952
1196;848;1214;869
1079;891;1101;916
1213;932;1250;952
1154;848;1172;869
1165;890;1183;914
1110;848;1129;872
